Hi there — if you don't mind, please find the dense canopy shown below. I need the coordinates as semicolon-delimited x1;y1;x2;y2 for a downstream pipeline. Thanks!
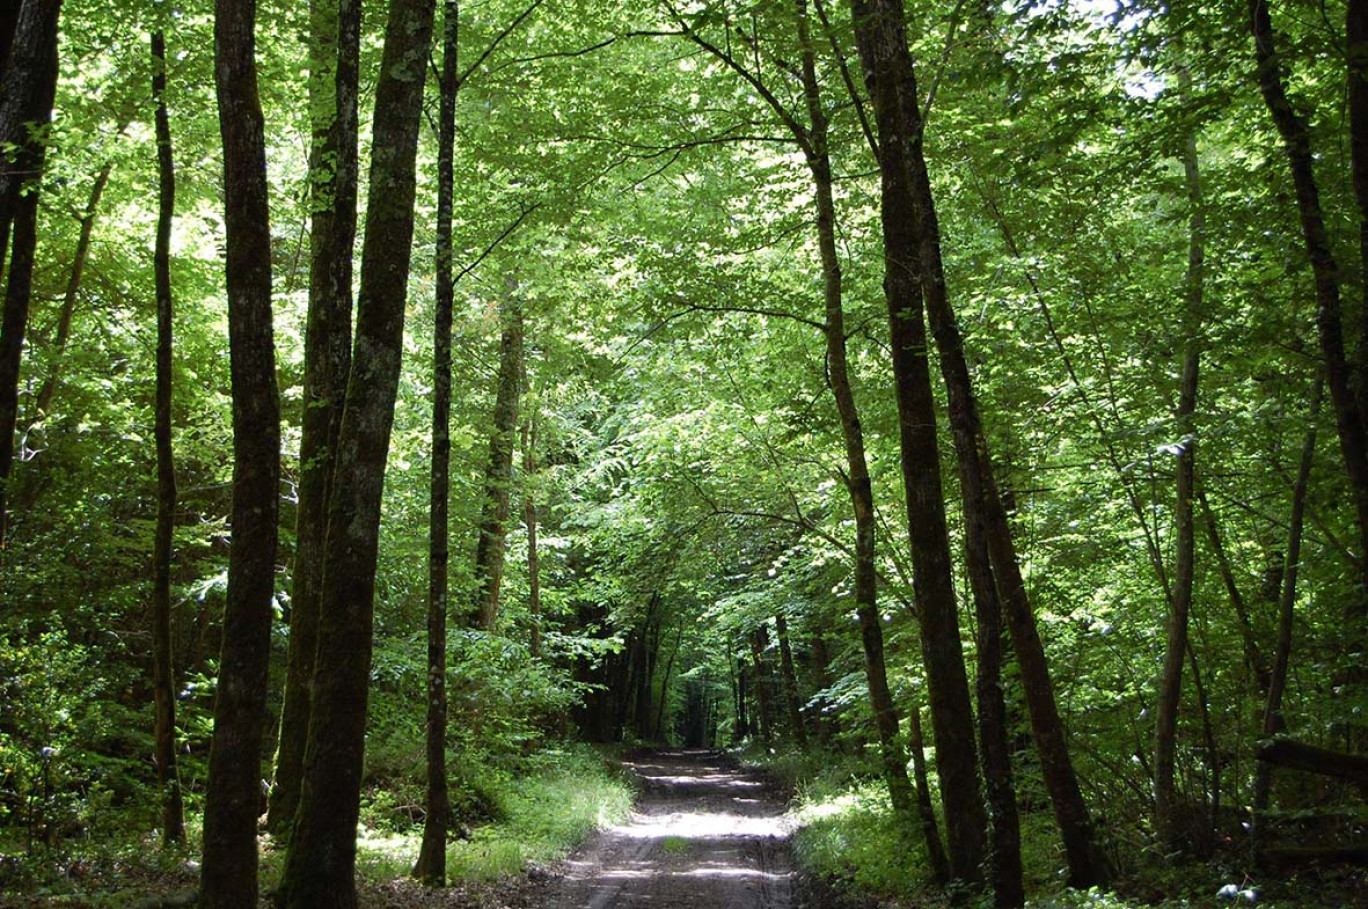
1;0;1366;904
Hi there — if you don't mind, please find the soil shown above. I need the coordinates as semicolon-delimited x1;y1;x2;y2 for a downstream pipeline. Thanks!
545;748;798;909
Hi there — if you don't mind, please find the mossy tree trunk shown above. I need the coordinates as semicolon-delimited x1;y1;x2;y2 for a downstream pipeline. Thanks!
276;0;436;901
201;0;280;901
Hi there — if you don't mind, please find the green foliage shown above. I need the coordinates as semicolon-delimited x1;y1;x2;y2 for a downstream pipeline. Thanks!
791;776;933;899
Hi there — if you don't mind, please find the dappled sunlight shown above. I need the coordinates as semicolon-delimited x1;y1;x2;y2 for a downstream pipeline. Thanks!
551;752;795;907
612;810;791;840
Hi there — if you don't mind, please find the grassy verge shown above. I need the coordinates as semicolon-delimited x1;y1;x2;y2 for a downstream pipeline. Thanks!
348;742;634;883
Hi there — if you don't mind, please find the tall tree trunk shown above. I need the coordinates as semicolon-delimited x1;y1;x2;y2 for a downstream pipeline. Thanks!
0;2;19;79
0;0;60;550
1155;122;1205;852
810;631;838;744
655;625;683;740
150;25;184;847
850;0;1108;881
906;696;950;881
414;0;457;885
276;0;436;902
774;610;807;747
32;156;114;421
1199;491;1270;690
1253;383;1320;824
965;507;1023;905
523;416;541;657
749;626;775;748
472;300;523;630
735;655;750;741
267;0;360;838
1251;0;1368;610
1348;0;1368;420
849;0;987;880
201;0;280;902
791;0;945;875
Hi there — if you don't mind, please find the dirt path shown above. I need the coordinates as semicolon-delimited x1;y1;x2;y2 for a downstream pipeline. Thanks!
547;749;796;909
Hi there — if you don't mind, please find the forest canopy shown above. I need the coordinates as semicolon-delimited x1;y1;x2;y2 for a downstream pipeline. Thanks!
0;0;1366;904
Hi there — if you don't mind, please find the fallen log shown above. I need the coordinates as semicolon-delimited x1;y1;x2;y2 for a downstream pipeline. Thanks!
1257;846;1368;869
1255;738;1368;789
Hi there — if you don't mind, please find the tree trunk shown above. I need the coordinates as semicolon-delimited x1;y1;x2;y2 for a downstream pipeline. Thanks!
1199;491;1269;690
1253;383;1320;826
276;0;436;902
810;632;838;743
200;0;280;902
735;656;749;741
965;505;1023;905
150;25;184;847
524;416;541;657
852;0;1108;878
267;0;360;838
0;0;60;550
1251;0;1368;610
789;0;943;874
848;0;987;880
906;696;951;883
774;610;806;747
414;0;457;884
472;299;523;630
32;155;114;421
655;625;683;740
1348;0;1368;421
1155;122;1205;852
749;627;775;748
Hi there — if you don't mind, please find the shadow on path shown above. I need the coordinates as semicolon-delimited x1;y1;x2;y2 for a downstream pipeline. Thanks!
548;749;794;909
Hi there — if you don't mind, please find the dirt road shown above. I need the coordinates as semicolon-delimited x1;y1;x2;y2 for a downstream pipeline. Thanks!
547;750;796;909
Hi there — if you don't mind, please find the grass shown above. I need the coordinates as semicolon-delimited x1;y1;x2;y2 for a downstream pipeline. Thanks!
380;743;635;883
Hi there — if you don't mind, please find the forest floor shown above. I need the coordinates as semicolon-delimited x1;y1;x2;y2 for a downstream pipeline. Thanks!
1;749;821;909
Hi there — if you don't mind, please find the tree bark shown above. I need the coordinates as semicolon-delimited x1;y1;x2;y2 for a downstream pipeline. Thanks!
32;155;114;421
1251;0;1368;610
749;627;775;748
267;0;360;838
414;0;457;885
847;0;987;881
964;502;1022;905
523;416;542;657
848;0;1109;881
1253;383;1320;825
1348;0;1368;421
472;299;523;630
276;0;436;902
1198;491;1270;690
798;39;943;870
1155;123;1205;852
1256;738;1368;786
200;0;280;902
0;0;60;550
774;610;806;747
150;25;184;847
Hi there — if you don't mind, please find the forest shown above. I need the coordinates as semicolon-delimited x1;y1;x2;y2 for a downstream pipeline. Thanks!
1;0;1367;904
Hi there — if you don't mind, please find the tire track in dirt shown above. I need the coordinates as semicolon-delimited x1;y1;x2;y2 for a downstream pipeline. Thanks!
548;749;795;909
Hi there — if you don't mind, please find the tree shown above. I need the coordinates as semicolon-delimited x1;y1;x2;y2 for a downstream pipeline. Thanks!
847;0;987;880
149;21;184;846
276;0;436;900
471;298;524;631
200;0;281;901
267;0;360;837
1250;0;1368;609
0;0;62;549
414;0;458;886
1154;102;1205;852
